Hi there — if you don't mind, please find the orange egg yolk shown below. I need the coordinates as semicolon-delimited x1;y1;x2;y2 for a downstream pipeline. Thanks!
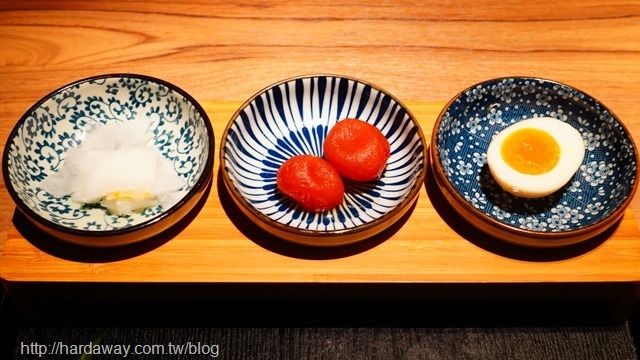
500;128;560;175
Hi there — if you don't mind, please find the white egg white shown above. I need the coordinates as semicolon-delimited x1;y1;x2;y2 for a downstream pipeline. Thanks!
486;117;585;198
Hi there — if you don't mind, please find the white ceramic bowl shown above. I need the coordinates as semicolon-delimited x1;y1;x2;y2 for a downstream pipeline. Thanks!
3;74;215;247
220;74;428;246
431;77;639;247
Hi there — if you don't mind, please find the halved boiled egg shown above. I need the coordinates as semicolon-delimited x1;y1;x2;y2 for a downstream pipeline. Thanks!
486;117;585;198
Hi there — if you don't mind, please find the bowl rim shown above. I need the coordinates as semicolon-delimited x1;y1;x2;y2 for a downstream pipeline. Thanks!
2;73;216;239
219;73;428;241
430;76;640;242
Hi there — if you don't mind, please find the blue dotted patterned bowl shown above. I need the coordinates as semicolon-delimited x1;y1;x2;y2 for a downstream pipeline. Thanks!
431;77;639;247
220;74;428;246
3;74;214;247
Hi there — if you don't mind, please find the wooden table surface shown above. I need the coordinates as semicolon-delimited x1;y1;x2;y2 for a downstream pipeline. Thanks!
2;1;640;317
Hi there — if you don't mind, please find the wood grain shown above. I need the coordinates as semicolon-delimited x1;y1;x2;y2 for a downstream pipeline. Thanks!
1;1;640;306
2;101;640;285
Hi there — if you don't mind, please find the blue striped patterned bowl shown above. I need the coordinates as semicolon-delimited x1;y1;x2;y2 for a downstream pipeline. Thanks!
431;77;639;247
220;75;427;246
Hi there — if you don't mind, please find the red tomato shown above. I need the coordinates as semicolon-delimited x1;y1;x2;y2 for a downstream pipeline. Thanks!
276;155;345;212
323;118;390;181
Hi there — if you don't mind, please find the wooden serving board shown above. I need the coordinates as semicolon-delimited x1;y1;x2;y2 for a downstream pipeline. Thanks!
2;102;640;285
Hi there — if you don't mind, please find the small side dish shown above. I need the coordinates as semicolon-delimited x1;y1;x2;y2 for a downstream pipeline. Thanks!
220;74;427;246
431;77;638;247
3;73;214;247
486;116;585;198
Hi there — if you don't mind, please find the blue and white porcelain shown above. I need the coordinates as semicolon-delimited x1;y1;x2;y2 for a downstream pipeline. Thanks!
431;77;638;247
221;74;427;246
3;74;214;247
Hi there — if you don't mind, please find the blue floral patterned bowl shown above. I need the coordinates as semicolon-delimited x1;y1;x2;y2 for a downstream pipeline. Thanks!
220;74;428;246
431;77;639;247
3;74;214;247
